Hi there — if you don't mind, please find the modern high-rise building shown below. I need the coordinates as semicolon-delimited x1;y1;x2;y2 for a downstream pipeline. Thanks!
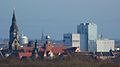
63;33;80;47
9;9;20;50
77;22;97;52
77;23;88;51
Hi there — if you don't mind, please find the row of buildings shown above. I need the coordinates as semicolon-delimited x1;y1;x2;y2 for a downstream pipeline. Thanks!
8;9;115;53
63;22;115;52
0;9;65;59
0;9;119;60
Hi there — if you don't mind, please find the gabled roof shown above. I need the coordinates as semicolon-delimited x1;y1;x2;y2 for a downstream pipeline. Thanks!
46;44;53;51
65;47;78;53
51;47;64;54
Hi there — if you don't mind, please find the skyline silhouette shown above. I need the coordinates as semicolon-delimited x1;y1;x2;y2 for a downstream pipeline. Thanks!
0;0;120;40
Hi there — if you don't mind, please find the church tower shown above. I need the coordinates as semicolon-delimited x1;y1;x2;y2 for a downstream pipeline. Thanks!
9;9;19;50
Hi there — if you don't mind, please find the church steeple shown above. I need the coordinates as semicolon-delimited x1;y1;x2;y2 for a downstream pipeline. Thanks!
10;8;18;32
9;9;19;50
12;8;16;22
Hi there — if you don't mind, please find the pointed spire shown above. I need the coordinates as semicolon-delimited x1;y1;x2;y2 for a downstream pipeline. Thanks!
9;8;19;50
10;8;18;31
12;8;16;23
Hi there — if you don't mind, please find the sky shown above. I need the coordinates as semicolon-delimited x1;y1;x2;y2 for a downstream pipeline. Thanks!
0;0;120;40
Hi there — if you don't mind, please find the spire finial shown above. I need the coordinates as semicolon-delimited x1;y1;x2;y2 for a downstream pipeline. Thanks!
13;8;15;15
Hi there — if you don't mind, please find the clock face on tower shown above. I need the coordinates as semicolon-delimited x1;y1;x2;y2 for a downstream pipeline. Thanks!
14;32;16;35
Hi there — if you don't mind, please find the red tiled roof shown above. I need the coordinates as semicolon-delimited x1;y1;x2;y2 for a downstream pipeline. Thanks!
18;52;32;58
19;46;34;52
112;52;120;54
51;47;64;54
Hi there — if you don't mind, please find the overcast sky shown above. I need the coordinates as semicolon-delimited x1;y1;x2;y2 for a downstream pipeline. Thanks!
0;0;120;40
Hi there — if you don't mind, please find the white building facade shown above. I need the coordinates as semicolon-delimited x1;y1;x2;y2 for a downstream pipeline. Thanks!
96;39;115;52
63;33;80;47
20;34;28;44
